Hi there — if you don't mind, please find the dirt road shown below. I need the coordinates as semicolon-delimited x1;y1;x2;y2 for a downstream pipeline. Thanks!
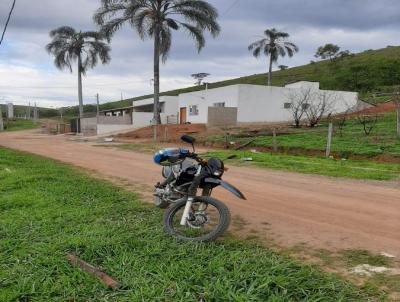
1;130;399;256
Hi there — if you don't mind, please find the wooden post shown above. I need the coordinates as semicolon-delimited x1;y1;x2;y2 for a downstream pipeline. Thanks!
272;128;278;152
153;124;158;142
164;127;168;142
66;254;121;290
326;122;333;158
397;106;400;140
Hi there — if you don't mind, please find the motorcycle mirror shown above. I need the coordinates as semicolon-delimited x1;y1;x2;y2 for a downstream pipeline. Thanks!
181;135;196;145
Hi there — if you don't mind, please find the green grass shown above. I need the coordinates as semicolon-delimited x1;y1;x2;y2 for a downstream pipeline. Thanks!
99;142;400;180
205;150;400;181
3;119;40;131
0;147;383;301
339;250;392;268
206;112;400;159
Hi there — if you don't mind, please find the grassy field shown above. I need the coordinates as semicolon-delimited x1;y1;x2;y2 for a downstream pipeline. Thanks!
100;142;400;181
206;150;400;181
3;119;40;131
5;120;40;131
204;112;400;159
0;147;383;301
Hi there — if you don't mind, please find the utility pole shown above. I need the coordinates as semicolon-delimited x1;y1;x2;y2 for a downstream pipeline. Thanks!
33;102;38;122
0;104;4;131
96;93;100;124
27;102;31;120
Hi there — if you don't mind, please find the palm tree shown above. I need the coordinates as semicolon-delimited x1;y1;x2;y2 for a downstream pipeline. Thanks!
46;26;111;123
94;0;220;124
248;28;298;86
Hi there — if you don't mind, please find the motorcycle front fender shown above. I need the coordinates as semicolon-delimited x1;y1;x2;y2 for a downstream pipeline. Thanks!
204;178;246;200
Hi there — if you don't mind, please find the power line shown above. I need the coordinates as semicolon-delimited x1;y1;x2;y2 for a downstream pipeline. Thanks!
222;0;240;16
0;0;16;47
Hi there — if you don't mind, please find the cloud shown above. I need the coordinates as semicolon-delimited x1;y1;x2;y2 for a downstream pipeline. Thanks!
0;0;400;107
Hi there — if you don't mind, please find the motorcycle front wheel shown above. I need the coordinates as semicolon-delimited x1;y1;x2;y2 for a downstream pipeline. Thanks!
163;196;231;242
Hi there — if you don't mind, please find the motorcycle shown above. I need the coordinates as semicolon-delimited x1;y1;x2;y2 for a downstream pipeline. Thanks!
153;135;246;242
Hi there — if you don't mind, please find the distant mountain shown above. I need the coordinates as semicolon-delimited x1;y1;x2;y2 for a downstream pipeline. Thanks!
0;104;59;119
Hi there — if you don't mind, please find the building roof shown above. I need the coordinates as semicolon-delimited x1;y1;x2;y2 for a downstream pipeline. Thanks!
99;106;134;114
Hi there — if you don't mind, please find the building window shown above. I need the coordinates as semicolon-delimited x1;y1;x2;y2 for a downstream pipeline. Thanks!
213;102;225;107
189;105;199;116
284;102;292;109
302;103;310;110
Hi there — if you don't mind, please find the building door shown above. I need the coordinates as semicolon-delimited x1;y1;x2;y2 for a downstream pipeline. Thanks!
180;107;187;124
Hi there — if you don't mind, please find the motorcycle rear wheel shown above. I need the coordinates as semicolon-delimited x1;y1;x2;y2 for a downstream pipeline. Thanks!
163;196;231;242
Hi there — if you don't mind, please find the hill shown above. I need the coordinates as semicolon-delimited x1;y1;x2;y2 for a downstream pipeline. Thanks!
68;45;400;117
0;104;59;119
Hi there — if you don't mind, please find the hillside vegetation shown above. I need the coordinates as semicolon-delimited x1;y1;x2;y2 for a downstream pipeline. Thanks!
94;45;400;112
42;45;400;118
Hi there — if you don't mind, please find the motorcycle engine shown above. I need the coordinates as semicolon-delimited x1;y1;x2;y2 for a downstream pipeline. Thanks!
154;184;183;209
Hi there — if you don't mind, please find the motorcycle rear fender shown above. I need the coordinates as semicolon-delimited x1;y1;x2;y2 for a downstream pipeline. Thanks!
204;178;246;200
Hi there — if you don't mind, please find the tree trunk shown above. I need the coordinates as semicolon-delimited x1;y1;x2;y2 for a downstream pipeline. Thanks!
267;54;273;86
153;23;162;125
77;54;84;132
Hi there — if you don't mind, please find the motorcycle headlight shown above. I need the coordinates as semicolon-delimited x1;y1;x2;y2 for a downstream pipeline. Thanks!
207;158;225;178
213;170;223;177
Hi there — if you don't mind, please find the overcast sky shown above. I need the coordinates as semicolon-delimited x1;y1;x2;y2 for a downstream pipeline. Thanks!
1;0;400;108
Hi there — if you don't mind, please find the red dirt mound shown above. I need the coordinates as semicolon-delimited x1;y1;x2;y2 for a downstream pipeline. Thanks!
346;100;398;117
118;124;206;141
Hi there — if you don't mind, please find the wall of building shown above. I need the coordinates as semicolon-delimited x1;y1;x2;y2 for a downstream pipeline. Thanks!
80;117;97;136
98;115;132;125
207;107;238;127
97;124;136;135
132;112;154;128
132;96;179;127
284;81;320;90
179;86;240;124
236;84;358;123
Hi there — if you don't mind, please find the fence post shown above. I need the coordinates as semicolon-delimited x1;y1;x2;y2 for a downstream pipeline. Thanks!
272;128;278;152
153;125;158;142
164;127;168;142
326;122;333;158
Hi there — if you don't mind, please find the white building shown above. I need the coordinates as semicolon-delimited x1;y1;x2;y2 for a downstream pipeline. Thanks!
178;81;359;125
82;81;361;135
132;96;179;129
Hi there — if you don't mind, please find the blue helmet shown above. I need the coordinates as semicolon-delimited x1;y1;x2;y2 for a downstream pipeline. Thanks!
153;148;190;165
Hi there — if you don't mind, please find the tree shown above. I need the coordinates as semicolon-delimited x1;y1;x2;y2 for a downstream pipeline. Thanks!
305;91;337;127
315;44;340;62
278;65;288;71
46;27;111;122
285;87;312;128
357;114;378;136
94;0;220;125
248;28;298;86
191;73;210;86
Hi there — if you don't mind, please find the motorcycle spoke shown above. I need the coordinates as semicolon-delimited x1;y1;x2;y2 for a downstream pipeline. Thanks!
170;202;221;239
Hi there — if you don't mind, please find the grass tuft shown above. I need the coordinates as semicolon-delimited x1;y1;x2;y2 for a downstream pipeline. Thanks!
0;147;384;301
